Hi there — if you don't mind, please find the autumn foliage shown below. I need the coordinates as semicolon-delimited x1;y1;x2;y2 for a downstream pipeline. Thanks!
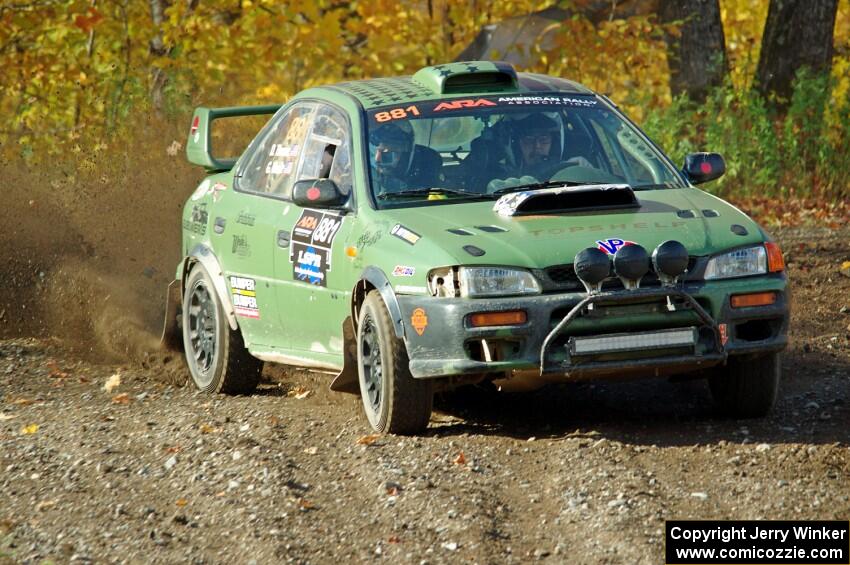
2;0;848;211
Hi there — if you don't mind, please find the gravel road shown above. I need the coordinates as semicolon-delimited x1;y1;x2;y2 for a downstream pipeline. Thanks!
1;227;849;564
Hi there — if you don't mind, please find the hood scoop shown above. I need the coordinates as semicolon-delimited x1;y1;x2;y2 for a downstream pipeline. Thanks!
493;183;638;217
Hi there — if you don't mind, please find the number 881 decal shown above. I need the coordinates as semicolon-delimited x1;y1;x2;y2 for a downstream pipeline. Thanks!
374;105;420;123
290;209;344;287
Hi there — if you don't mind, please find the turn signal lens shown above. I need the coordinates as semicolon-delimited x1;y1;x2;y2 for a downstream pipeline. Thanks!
730;292;777;308
469;310;527;327
765;242;785;272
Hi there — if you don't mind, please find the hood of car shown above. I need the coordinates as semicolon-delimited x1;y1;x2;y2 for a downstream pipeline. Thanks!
382;187;765;269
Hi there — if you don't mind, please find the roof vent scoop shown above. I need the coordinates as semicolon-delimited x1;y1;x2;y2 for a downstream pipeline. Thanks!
412;61;518;95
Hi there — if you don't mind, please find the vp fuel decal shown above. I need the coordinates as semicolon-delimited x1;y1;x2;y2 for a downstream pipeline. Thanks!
596;238;635;255
229;276;259;319
290;210;343;287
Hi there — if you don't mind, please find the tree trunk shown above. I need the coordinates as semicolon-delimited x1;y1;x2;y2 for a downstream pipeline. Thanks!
658;0;728;102
148;0;170;111
756;0;838;104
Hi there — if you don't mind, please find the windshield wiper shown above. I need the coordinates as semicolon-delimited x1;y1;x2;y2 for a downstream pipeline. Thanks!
377;187;492;200
491;180;608;196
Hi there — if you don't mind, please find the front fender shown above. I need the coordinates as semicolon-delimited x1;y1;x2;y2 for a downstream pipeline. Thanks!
360;265;405;338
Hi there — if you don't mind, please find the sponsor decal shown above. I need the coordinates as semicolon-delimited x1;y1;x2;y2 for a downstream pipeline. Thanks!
356;229;382;248
374;105;421;123
306;186;321;201
596;238;636;255
211;182;227;202
493;190;533;217
395;285;427;294
390;224;421;245
524;221;687;235
229;275;259;319
191;179;211;201
497;95;597;107
290;209;344;287
268;143;299;158
190;179;227;201
235;211;256;226
433;98;497;112
232;234;251;257
183;203;208;235
411;307;428;336
293;244;328;285
266;160;293;175
392;265;415;277
191;204;208;224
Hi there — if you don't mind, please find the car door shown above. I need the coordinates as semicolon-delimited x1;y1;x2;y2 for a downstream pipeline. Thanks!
273;103;356;358
228;101;319;349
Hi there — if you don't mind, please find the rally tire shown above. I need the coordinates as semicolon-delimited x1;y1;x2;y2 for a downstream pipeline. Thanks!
357;291;433;434
709;352;780;418
182;264;262;395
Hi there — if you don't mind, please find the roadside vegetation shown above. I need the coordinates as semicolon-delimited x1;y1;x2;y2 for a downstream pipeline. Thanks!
2;0;848;220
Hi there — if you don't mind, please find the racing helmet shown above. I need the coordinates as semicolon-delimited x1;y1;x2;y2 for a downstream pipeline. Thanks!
370;122;414;175
508;112;562;165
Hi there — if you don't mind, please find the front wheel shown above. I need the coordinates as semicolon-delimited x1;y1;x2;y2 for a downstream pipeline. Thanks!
709;352;780;418
357;291;432;434
182;264;262;394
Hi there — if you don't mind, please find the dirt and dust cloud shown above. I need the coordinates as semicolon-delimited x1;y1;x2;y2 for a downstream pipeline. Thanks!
1;116;201;367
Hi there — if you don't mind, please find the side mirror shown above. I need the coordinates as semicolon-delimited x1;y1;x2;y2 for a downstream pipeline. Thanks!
682;152;725;185
292;179;347;208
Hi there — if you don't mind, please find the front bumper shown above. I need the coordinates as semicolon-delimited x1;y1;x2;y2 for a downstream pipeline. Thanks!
396;274;788;380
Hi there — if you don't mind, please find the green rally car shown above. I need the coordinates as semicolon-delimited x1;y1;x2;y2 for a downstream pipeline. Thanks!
162;61;789;434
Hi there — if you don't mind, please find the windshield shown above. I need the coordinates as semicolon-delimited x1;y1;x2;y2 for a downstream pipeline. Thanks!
366;94;685;208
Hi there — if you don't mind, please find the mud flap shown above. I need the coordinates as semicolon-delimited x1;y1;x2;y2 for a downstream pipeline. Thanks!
329;316;359;394
160;279;183;351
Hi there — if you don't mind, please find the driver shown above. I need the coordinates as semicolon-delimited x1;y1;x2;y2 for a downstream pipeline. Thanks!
511;113;594;180
370;123;442;193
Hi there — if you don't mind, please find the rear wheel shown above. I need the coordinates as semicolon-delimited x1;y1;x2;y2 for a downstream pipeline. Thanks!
709;352;780;417
182;264;262;394
357;291;432;434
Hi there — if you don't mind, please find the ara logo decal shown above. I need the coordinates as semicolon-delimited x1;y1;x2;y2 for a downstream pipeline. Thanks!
433;99;497;112
596;238;635;255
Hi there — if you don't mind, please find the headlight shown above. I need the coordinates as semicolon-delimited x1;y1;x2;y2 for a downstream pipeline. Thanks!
458;267;541;297
704;246;767;280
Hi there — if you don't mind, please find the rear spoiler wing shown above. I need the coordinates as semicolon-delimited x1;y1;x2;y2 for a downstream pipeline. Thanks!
186;104;281;173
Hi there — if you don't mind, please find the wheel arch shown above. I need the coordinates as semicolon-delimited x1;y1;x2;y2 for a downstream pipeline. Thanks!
182;244;239;331
354;266;405;338
329;266;405;394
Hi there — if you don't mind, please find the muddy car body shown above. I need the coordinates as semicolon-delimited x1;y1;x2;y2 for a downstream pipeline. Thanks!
163;61;789;434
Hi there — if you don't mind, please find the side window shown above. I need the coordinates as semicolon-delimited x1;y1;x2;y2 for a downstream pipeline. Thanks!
298;105;354;195
239;103;317;198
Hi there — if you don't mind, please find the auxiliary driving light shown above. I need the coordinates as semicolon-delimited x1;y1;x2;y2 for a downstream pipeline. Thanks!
652;240;689;285
574;247;611;293
613;244;649;289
